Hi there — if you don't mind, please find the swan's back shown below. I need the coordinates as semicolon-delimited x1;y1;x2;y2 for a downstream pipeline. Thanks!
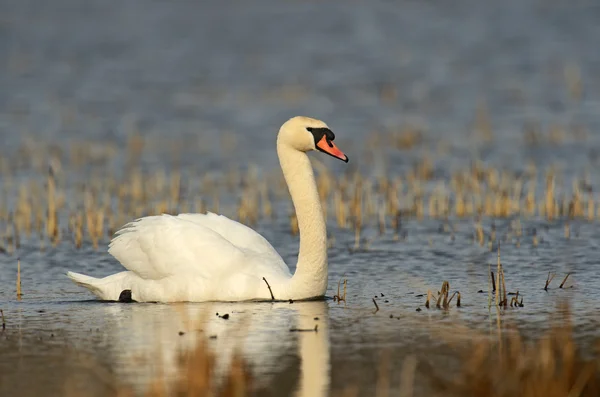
108;213;289;282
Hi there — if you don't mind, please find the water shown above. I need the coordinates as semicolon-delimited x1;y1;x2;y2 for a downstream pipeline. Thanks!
2;0;600;395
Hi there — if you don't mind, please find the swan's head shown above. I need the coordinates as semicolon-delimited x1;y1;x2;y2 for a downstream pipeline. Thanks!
278;116;349;162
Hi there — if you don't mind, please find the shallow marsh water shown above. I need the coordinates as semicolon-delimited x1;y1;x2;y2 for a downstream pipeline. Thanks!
2;0;600;396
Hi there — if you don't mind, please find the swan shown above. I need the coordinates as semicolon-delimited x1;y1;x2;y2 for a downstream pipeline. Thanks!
67;116;348;302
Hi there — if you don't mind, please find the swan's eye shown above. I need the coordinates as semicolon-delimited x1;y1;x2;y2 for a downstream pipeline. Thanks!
307;127;335;145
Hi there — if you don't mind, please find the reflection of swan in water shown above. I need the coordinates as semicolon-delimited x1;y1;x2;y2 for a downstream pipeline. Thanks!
101;301;330;397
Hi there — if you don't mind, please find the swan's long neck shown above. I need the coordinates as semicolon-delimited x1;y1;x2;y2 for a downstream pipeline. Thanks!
277;141;328;296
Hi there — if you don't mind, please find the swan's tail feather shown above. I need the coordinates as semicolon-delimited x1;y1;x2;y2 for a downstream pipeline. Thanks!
67;271;121;300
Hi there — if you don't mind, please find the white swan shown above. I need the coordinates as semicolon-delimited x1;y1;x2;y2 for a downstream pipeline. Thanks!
67;116;348;302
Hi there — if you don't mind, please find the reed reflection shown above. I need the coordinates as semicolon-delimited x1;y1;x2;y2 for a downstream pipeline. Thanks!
101;300;330;396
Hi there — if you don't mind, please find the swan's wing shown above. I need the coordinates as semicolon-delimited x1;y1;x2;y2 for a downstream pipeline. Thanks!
108;214;247;280
176;212;287;269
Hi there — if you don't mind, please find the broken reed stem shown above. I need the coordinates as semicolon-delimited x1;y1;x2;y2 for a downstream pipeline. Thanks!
425;290;432;309
442;281;450;309
488;264;492;310
0;309;5;331
372;297;379;313
46;167;59;246
262;277;275;300
447;291;457;305
500;267;507;308
560;273;570;288
333;278;347;303
16;258;21;300
545;272;555;291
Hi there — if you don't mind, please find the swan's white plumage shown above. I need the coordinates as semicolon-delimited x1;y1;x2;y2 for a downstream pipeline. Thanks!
67;116;347;303
68;212;292;302
109;212;288;280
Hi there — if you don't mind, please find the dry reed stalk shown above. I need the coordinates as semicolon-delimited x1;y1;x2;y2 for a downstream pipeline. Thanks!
155;199;168;215
364;181;375;218
126;130;144;171
447;291;457;306
353;182;362;250
47;167;59;244
428;193;437;219
415;194;424;220
16;258;21;300
179;201;189;214
500;268;507;308
170;171;181;209
260;183;273;219
334;191;347;229
16;184;32;237
212;192;220;214
95;209;105;245
495;246;501;307
0;196;6;223
195;198;205;214
378;201;386;235
455;194;465;217
333;278;347;303
545;173;555;220
545;272;555;291
85;208;104;250
74;213;83;249
475;221;484;246
106;209;116;236
560;273;570;288
435;281;451;309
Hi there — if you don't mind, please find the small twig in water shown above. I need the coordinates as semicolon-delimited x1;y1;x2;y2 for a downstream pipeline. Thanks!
544;272;555;291
560;273;571;288
372;297;379;313
262;277;275;300
1;310;5;331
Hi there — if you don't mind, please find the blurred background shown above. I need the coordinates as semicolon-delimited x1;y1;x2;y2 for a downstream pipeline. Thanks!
2;1;600;396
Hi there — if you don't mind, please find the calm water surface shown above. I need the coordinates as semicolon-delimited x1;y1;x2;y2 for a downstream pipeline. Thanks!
1;0;600;396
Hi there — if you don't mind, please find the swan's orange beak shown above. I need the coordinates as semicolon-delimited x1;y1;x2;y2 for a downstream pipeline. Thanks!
316;135;349;163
